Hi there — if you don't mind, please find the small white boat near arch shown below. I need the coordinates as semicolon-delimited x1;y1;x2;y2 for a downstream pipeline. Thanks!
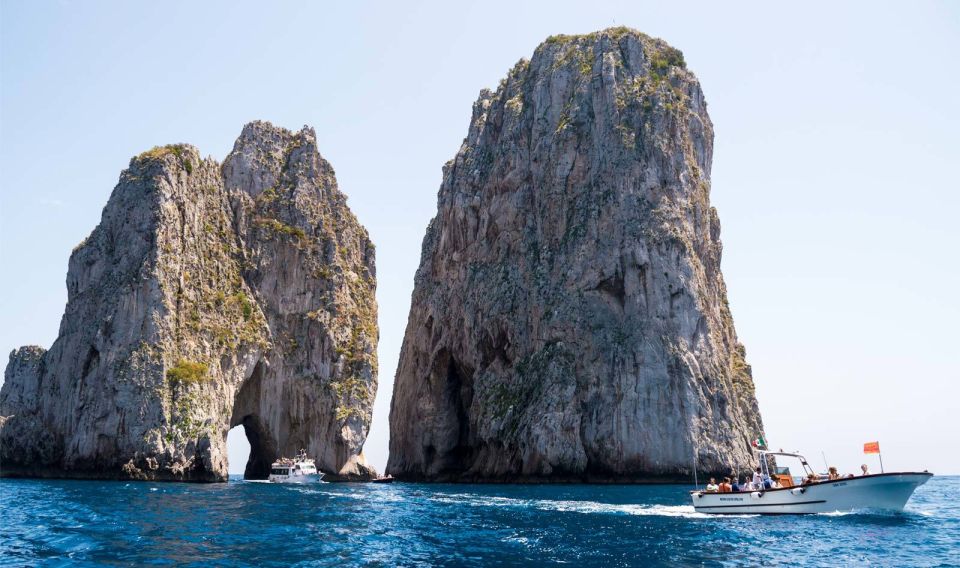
691;451;932;515
268;449;325;484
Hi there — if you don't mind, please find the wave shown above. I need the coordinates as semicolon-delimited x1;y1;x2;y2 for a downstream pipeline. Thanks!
430;493;757;519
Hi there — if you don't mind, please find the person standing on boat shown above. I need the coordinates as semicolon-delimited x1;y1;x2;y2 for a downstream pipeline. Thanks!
752;467;763;489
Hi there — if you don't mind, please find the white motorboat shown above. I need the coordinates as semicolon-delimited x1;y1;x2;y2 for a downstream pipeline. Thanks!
691;450;932;514
268;449;325;484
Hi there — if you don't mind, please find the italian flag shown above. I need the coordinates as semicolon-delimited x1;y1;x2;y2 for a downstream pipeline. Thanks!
751;435;767;449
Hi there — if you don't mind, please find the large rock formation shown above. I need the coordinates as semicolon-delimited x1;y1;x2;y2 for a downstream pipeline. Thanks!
388;28;764;482
0;121;378;481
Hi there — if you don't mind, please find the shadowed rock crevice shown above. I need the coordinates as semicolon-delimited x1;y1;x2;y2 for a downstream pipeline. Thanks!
445;355;475;471
417;349;477;477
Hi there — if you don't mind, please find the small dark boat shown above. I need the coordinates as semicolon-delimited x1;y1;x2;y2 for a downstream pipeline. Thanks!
372;475;394;484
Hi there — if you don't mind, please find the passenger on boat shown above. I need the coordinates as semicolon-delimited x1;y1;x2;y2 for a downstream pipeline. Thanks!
861;464;871;476
761;472;776;489
752;467;762;489
828;467;840;480
719;477;733;493
802;473;819;485
731;477;743;492
706;478;719;492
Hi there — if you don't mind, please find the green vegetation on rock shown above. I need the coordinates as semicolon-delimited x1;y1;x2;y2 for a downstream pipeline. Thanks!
166;360;209;385
136;144;194;174
254;217;307;240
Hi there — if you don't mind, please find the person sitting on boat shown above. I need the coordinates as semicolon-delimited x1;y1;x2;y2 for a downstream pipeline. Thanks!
860;464;871;476
731;476;743;492
719;477;733;493
802;473;819;485
828;466;840;480
706;478;719;492
761;472;776;489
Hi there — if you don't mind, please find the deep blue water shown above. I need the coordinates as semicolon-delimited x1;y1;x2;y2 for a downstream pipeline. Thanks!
1;475;957;567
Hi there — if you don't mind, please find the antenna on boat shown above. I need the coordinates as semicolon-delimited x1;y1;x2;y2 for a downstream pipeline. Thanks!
821;451;829;472
692;446;699;490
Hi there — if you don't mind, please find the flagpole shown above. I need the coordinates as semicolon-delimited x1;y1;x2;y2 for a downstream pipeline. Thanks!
864;441;883;473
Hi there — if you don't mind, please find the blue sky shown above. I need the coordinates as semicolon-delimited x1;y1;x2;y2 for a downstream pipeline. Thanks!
1;1;958;476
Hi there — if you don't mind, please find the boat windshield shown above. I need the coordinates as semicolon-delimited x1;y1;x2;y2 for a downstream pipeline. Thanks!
759;452;815;485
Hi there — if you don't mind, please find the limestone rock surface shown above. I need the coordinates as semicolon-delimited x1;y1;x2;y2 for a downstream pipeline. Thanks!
0;121;378;481
388;28;764;481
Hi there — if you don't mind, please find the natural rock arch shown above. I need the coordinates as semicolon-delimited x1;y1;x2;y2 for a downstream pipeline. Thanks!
0;121;378;482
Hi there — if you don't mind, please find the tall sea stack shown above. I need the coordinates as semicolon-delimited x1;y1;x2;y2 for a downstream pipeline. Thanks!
0;121;378;481
388;28;764;481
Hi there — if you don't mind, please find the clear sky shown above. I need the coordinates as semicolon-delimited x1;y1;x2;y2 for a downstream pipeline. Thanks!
1;1;958;477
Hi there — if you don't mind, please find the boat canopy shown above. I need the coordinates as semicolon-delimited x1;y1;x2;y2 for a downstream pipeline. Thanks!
757;450;808;460
755;450;815;478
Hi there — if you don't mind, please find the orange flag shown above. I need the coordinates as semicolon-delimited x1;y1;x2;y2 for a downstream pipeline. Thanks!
863;441;880;454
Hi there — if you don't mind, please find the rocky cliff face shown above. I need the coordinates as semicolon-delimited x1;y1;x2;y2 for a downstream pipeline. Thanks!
388;28;763;481
0;121;378;481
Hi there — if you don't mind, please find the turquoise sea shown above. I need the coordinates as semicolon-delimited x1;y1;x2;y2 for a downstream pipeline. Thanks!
1;475;957;567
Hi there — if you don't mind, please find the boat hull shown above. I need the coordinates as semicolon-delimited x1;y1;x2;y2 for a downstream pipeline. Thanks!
268;473;325;484
691;472;932;514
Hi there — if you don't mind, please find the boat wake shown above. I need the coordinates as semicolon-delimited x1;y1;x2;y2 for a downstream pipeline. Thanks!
431;494;756;519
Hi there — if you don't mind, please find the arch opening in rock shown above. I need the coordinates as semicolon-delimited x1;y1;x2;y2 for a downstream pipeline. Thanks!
233;414;277;480
226;424;250;477
226;360;279;480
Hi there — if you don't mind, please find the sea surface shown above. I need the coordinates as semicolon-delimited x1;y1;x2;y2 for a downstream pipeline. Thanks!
1;475;957;567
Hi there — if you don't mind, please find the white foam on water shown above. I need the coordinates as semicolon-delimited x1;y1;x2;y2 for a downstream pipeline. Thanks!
533;499;760;518
430;493;754;519
323;491;367;500
502;534;541;549
327;490;407;504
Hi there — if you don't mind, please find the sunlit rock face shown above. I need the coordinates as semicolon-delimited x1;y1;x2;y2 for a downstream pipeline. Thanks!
388;28;763;482
0;121;378;482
